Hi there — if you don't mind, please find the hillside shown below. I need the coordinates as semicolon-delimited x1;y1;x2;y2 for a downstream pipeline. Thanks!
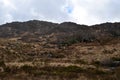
0;20;120;80
0;20;120;43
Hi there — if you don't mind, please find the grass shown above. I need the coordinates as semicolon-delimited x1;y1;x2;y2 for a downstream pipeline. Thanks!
0;63;118;80
0;39;119;80
3;65;84;78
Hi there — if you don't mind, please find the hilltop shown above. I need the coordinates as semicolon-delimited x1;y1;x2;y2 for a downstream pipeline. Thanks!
0;20;120;43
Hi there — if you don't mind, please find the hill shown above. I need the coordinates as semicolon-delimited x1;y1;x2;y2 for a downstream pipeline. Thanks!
0;20;120;43
0;20;120;80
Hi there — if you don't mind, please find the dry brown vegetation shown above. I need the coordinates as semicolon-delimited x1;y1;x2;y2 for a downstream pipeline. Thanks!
0;20;120;80
0;39;119;80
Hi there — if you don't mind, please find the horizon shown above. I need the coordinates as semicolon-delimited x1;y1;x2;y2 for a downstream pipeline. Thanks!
0;19;120;26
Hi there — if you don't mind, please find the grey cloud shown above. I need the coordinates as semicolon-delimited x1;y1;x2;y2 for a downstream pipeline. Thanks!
0;0;120;25
86;0;120;22
0;0;70;24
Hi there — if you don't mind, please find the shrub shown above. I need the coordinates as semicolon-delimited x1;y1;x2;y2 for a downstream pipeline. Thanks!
94;69;108;75
64;66;84;73
74;59;87;64
92;60;101;67
0;60;5;67
112;57;120;61
20;65;34;73
4;67;11;73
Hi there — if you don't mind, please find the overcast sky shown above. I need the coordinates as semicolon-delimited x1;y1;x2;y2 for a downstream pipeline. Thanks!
0;0;120;25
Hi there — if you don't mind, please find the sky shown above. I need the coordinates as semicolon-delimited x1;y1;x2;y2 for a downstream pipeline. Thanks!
0;0;120;25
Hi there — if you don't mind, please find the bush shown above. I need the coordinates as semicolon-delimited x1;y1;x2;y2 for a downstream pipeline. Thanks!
112;57;120;61
0;60;5;67
94;69;108;75
92;60;101;67
4;67;11;73
20;65;34;73
64;66;84;73
74;59;87;64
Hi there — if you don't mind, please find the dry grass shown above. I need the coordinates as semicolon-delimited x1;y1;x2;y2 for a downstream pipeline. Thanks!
0;39;119;80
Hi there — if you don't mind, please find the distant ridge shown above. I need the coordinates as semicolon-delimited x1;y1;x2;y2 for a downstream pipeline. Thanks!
0;20;119;43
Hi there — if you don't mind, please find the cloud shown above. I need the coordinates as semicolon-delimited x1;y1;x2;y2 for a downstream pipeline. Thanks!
67;0;120;25
0;0;70;24
0;0;120;25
